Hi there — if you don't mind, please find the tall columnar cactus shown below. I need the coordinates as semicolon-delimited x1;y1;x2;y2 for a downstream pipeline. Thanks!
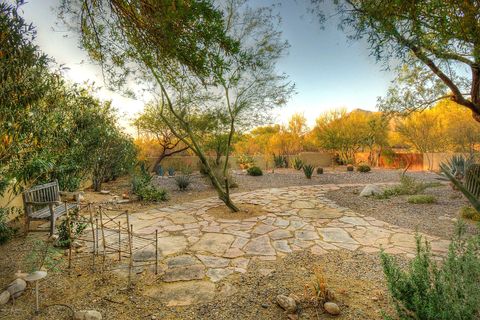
440;161;480;212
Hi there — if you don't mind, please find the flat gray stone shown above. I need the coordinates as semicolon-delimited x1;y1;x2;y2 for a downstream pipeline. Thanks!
252;224;277;235
269;229;293;240
196;255;230;268
168;212;197;224
299;208;342;219
163;265;205;282
206;268;234;282
158;236;188;256
244;236;276;256
318;228;357;244
166;255;200;268
191;233;235;255
144;280;216;306
291;200;315;209
295;230;320;241
273;240;292;253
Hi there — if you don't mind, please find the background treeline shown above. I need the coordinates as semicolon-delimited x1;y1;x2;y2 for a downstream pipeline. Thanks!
0;4;137;200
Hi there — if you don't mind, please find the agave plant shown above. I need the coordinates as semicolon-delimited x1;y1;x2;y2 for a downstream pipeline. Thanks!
303;164;314;179
442;154;474;184
292;157;303;170
440;161;480;212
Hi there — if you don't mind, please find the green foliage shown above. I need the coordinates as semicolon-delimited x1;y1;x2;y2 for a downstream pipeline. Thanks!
247;166;263;176
316;167;324;174
381;223;480;320
442;154;474;182
0;208;15;245
167;167;175;176
407;195;437;204
132;162;168;201
378;175;439;199
292;157;304;170
273;154;288;168
137;185;168;202
56;208;88;248
303;164;314;179
357;164;371;173
460;207;480;222
174;175;191;191
24;239;62;273
238;154;255;169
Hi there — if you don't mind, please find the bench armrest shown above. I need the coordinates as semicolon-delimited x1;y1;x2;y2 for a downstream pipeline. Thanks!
24;201;60;206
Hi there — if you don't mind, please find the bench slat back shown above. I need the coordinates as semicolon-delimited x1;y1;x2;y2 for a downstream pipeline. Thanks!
23;180;60;203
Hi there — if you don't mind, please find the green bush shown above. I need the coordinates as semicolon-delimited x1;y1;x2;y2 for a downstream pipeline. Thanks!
292;157;303;170
137;185;168;201
303;164;314;179
175;175;191;191
132;163;168;201
460;206;480;221
407;194;437;204
247;166;263;176
0;208;15;245
377;175;440;199
56;208;88;248
381;223;480;320
273;154;288;168
357;163;371;173
238;154;255;169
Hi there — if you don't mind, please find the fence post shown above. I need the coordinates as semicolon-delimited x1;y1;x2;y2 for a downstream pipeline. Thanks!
99;206;107;269
155;229;158;275
118;221;122;262
88;203;96;272
66;202;72;269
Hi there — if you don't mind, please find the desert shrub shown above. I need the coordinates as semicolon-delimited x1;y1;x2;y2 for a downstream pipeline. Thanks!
292;157;303;170
0;208;15;245
306;266;335;307
273;154;288;168
156;166;164;176
175;175;191;191
381;223;480;320
407;195;437;204
167;167;175;176
346;164;354;172
247;166;263;176
316;167;324;174
357;163;371;173
138;185;168;201
377;175;440;199
238;154;255;169
132;164;168;201
303;164;314;179
56;208;88;248
179;164;193;175
461;206;480;221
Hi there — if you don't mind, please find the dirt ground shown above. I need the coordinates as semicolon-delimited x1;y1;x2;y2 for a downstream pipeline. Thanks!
0;168;474;319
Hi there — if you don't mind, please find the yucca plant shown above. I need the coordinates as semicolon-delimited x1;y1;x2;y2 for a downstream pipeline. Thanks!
303;164;314;179
441;154;474;189
175;174;191;191
292;157;303;170
273;154;288;168
440;161;480;212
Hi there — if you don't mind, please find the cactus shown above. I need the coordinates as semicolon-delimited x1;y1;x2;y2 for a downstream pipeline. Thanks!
317;167;324;174
303;164;314;179
167;167;175;176
442;154;474;186
440;161;480;212
292;157;303;170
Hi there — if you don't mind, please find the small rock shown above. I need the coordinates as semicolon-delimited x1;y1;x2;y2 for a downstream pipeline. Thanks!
14;271;28;280
99;190;110;195
359;184;382;197
261;303;269;308
324;302;340;315
73;310;102;320
287;314;298;320
371;296;378;302
276;294;297;313
0;291;10;305
6;278;27;298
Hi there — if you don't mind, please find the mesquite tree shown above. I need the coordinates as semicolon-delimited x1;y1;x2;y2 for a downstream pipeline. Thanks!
59;0;292;212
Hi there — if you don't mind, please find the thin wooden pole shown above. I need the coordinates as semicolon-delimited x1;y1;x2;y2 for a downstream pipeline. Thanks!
99;206;107;269
118;221;122;262
88;203;96;272
66;202;72;269
95;218;99;256
128;222;133;289
155;229;158;275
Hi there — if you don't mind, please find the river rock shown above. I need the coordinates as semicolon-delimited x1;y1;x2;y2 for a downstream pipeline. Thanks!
73;310;103;320
276;294;297;313
0;291;10;305
324;302;340;315
359;184;382;197
6;278;27;298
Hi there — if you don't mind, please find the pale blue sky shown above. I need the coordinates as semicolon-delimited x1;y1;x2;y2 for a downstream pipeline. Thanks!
15;0;394;128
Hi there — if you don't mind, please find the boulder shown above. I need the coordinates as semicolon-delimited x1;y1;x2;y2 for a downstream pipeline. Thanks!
276;294;297;313
6;278;27;298
324;302;340;315
359;184;382;197
0;291;10;305
74;310;102;320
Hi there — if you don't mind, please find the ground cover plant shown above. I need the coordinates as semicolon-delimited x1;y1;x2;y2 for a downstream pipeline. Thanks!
247;166;263;176
377;175;440;199
407;195;437;204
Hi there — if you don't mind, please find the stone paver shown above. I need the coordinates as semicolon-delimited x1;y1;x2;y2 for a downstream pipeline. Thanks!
95;184;451;306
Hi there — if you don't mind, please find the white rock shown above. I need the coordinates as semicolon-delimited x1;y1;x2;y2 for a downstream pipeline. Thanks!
74;310;103;320
6;278;27;298
276;294;297;313
324;302;340;315
359;184;382;197
0;291;10;305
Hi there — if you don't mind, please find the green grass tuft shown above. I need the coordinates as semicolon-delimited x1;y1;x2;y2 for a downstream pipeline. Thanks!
407;194;437;204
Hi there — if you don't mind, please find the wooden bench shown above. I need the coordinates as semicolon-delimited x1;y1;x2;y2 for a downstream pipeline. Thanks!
22;180;80;236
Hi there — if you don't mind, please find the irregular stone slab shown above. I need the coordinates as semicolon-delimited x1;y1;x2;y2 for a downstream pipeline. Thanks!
252;223;277;235
223;248;245;258
350;227;390;246
390;233;417;249
207;268;234;282
74;310;102;320
274;218;289;228
339;216;370;226
231;237;249;249
269;229;293;240
197;255;230;268
168;212;197;224
299;208;343;219
231;257;250;269
273;240;292;253
157;236;188;256
295;230;320;241
145;280;216;306
310;245;328;255
166;255;200;268
318;228;358;244
244;236;276;256
191;233;235;255
163;265;205;282
133;248;156;262
291;200;316;209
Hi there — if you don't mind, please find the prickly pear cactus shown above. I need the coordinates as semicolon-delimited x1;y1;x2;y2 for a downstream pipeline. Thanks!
465;164;480;198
